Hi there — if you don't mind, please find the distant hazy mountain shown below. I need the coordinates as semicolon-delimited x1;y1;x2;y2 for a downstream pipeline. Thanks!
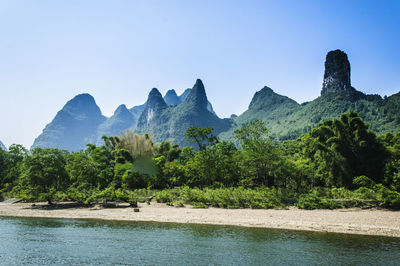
32;49;400;151
164;90;181;106
0;140;6;151
95;104;137;145
32;93;106;151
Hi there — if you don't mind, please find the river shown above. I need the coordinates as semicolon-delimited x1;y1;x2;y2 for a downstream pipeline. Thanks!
0;216;399;265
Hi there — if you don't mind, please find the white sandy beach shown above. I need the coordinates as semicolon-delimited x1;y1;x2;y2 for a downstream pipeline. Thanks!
1;202;399;237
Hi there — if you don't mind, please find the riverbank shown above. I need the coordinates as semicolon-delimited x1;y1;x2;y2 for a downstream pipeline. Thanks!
1;202;399;237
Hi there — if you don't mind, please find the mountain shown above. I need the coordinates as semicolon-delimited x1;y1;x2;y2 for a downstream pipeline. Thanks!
32;93;106;151
95;104;136;145
218;86;301;141
129;104;145;128
164;88;216;114
0;140;6;151
31;49;400;151
164;90;181;106
136;79;232;146
179;89;191;102
221;49;400;141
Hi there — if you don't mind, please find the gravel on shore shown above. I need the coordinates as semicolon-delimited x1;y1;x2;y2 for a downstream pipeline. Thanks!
1;202;399;237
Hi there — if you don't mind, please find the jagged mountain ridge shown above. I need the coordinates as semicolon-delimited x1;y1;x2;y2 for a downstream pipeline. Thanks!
164;88;216;114
32;49;400;151
136;79;232;147
32;83;225;150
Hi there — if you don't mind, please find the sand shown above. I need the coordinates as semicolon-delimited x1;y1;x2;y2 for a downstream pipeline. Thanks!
1;202;400;237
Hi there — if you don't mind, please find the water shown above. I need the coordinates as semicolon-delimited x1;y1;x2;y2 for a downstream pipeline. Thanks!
0;216;399;265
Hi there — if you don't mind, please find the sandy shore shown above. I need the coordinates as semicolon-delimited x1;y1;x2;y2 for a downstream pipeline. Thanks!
1;202;400;237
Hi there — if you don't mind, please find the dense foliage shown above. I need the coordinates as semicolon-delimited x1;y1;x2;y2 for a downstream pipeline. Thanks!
1;113;400;209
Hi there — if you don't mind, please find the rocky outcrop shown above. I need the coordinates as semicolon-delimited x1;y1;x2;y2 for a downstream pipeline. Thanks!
179;79;208;111
137;88;168;127
321;50;352;95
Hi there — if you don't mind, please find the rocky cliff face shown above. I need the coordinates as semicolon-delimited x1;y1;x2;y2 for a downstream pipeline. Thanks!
137;88;168;127
321;50;352;95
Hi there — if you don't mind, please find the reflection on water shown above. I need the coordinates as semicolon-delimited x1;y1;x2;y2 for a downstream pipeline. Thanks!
0;216;399;265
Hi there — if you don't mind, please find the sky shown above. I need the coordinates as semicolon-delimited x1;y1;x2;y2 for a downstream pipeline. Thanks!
0;0;399;148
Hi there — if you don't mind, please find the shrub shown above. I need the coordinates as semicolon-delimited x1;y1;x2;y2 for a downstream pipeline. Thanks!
155;189;181;203
376;185;400;209
296;193;340;210
353;176;376;189
191;202;207;208
172;200;184;207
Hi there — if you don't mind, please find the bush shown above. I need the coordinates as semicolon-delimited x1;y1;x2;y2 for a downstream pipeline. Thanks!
155;188;181;203
191;202;207;208
154;187;285;209
391;173;400;192
353;176;376;189
172;200;184;207
296;193;340;210
376;185;400;209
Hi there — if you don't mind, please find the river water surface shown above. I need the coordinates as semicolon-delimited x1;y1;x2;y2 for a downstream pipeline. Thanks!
0;216;399;265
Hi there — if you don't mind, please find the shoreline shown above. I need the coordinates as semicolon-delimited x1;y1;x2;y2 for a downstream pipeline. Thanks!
1;202;400;238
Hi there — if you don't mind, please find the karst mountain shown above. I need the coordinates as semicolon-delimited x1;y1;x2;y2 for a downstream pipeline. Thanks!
32;50;400;151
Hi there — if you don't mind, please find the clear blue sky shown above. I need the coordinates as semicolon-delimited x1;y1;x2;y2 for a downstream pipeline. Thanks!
0;0;399;148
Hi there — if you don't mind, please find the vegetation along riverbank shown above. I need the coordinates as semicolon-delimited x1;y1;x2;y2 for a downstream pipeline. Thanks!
1;112;400;235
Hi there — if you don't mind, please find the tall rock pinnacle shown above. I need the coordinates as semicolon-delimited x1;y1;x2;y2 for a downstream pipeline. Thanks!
137;88;167;126
321;50;352;95
181;79;208;110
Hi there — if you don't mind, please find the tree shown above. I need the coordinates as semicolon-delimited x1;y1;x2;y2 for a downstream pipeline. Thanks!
307;112;388;188
184;126;218;150
66;152;101;189
0;144;28;191
234;120;279;187
19;148;69;204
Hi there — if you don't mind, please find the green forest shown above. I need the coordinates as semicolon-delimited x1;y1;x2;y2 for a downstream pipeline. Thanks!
1;112;400;210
